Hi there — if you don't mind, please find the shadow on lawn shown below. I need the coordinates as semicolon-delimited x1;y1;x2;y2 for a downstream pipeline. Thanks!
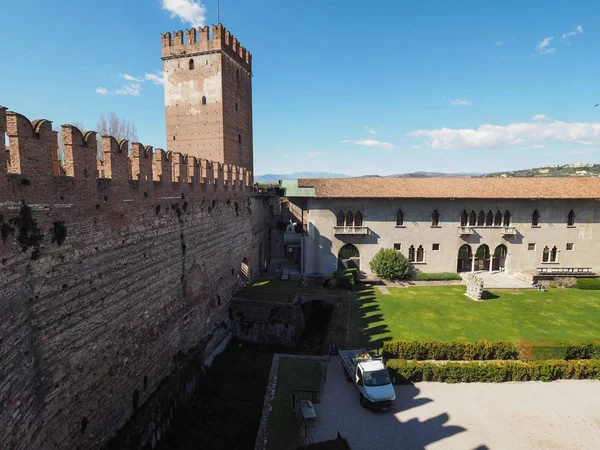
351;286;393;351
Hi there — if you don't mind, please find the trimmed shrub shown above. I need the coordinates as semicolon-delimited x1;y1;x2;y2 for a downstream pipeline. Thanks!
382;339;518;361
369;248;409;280
576;278;600;290
386;359;600;384
410;272;463;281
332;268;356;290
517;339;600;361
553;277;577;288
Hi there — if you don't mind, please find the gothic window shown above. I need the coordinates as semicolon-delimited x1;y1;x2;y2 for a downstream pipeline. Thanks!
486;210;493;227
567;209;575;226
416;245;424;262
189;59;194;70
550;245;558;262
355;211;363;227
469;211;476;226
460;210;468;227
336;211;344;227
477;211;485;226
202;96;207;105
542;246;550;262
532;209;541;226
432;210;440;226
345;211;354;227
494;211;502;226
504;210;511;226
397;210;404;226
408;245;415;262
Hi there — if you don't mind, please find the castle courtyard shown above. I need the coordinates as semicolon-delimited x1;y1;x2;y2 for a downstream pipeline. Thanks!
312;359;600;450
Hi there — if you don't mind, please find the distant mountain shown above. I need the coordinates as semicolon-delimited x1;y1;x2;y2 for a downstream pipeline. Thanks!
255;172;349;183
357;171;483;178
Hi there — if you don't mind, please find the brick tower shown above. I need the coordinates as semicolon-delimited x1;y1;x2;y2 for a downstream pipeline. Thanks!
161;24;253;174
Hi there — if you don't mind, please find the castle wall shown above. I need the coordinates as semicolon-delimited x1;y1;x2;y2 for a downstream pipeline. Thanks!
303;198;600;277
0;108;272;450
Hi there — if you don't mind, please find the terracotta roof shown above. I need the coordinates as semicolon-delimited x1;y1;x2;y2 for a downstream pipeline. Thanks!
297;177;600;199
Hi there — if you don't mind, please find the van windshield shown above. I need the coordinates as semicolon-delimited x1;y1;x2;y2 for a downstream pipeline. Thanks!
363;369;391;387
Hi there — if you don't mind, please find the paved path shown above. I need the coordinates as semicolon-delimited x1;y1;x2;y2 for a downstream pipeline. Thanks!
460;271;534;289
377;286;390;295
312;356;600;450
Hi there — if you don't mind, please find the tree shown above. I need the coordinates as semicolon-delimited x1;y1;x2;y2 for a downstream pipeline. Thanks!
96;112;138;142
369;248;409;280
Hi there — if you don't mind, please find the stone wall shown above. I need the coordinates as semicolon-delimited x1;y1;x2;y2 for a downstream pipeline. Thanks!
0;107;275;450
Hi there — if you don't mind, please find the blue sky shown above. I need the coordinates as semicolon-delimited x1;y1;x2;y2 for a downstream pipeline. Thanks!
2;1;600;176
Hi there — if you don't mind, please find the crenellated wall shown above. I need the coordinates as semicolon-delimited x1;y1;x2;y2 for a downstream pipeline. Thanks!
0;107;275;449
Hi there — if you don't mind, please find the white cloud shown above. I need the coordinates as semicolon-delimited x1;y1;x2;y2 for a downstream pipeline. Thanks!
536;37;555;55
408;119;600;150
145;72;165;85
530;144;546;149
365;126;376;135
495;40;503;46
308;152;327;158
450;98;471;106
115;84;141;96
284;154;289;158
124;74;144;82
562;25;583;40
411;145;421;150
565;148;598;155
96;87;108;95
533;114;549;121
160;0;207;27
341;139;396;150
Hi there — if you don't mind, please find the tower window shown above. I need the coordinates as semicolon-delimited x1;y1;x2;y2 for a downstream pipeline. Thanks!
236;69;239;79
396;210;404;226
238;134;242;144
202;96;207;105
532;209;541;227
189;59;194;70
431;210;440;227
567;209;575;226
235;102;238;111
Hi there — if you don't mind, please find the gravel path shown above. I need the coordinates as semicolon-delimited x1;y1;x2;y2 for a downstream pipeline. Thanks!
312;356;600;450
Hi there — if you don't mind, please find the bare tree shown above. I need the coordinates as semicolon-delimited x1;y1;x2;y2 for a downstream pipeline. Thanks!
96;112;138;142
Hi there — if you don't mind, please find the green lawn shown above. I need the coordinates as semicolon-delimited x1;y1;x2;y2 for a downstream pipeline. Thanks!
353;286;600;348
237;279;301;303
267;358;324;450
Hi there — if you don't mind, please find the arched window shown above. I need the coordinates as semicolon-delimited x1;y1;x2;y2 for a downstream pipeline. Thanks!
486;210;493;227
532;209;541;226
477;211;485;226
408;245;416;262
432;210;440;226
201;96;207;105
469;211;476;226
355;211;363;227
542;246;550;262
336;211;345;227
338;244;360;260
345;211;354;227
550;246;558;262
396;210;404;226
460;210;468;227
189;59;194;70
494;211;502;226
567;209;575;226
416;245;424;262
504;210;511;226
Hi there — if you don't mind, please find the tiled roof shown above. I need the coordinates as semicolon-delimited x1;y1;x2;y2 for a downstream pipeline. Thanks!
297;177;600;199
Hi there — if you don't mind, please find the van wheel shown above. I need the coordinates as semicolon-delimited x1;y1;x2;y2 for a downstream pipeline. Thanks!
360;393;367;408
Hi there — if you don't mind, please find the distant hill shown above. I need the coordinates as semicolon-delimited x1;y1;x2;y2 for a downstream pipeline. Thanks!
255;172;349;183
357;171;482;178
485;164;600;178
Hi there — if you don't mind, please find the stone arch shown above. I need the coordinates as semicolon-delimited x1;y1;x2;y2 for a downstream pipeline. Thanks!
492;244;507;271
457;244;472;273
338;244;360;271
474;244;490;271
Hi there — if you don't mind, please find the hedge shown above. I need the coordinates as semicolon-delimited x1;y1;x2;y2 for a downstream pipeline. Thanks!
382;340;518;361
517;339;600;361
409;272;463;281
386;359;600;383
576;278;600;290
331;268;357;290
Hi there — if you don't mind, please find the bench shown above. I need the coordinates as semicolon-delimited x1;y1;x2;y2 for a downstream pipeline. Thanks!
298;400;317;421
536;267;594;277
